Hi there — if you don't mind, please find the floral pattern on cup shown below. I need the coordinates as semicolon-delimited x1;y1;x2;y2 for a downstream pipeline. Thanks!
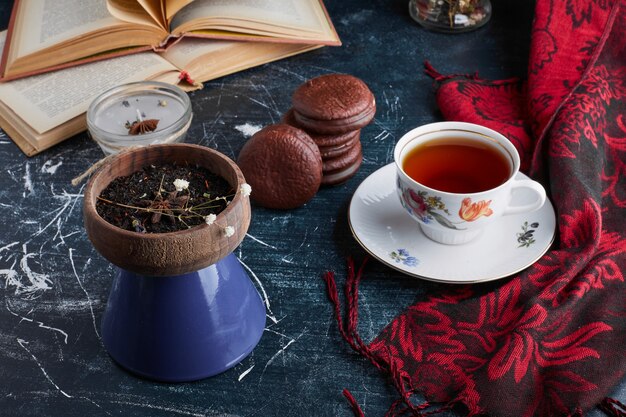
390;249;419;267
458;197;493;222
398;180;464;231
399;176;499;233
517;221;539;247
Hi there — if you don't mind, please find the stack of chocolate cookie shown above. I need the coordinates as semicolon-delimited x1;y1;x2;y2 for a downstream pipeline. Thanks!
283;74;376;186
236;74;376;210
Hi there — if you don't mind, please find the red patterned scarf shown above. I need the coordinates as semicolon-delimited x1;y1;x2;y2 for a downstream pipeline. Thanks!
325;1;626;416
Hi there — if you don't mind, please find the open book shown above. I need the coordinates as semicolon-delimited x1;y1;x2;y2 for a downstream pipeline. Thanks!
0;0;339;80
0;30;322;156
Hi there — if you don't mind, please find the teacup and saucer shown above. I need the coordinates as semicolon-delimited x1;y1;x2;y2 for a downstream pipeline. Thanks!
348;122;556;283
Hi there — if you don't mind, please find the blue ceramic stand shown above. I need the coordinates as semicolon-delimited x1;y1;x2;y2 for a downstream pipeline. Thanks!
101;253;266;382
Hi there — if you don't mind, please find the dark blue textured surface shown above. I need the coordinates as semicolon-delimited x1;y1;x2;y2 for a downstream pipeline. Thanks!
101;253;266;382
0;1;624;416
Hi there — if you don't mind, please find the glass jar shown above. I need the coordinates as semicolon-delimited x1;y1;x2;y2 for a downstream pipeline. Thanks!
409;0;492;33
87;81;192;156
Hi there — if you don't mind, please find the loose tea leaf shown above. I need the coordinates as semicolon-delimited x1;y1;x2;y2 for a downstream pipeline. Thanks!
96;163;234;233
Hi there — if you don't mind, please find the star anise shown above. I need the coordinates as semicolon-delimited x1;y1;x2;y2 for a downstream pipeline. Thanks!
127;119;159;135
138;190;189;224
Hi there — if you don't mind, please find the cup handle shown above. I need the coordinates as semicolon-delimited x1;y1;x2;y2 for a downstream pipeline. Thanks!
503;179;546;216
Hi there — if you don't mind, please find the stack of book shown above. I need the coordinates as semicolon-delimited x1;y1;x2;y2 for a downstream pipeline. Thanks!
0;0;340;156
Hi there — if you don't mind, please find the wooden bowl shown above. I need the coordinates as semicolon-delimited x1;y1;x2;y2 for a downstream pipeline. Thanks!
83;144;251;276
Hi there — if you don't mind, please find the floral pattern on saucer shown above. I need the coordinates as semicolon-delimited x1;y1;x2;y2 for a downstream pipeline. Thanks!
517;221;540;247
390;249;419;267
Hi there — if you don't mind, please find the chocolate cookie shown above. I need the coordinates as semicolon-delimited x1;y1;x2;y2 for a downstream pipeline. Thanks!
321;154;363;186
282;108;359;147
322;141;362;173
318;131;361;159
237;124;322;209
292;74;376;134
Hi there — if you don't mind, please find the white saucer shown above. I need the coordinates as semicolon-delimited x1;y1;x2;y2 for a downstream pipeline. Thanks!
348;164;556;284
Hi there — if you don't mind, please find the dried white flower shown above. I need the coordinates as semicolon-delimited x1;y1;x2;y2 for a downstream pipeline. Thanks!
240;183;252;197
173;179;189;192
204;214;217;225
223;225;235;237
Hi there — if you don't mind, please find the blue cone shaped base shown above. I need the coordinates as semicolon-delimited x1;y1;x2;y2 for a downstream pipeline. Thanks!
101;253;266;382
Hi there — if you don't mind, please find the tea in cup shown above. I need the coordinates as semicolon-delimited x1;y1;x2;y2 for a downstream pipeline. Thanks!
394;122;546;245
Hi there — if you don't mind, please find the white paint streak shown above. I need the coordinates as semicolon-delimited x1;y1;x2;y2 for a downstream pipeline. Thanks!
54;230;81;249
236;257;278;324
0;241;19;254
30;187;84;239
78;396;110;415
238;364;255;381
6;301;69;343
259;84;280;122
374;130;391;141
64;185;85;222
54;218;66;246
262;330;306;373
0;266;19;291
264;315;285;328
280;228;309;264
41;159;63;175
17;339;72;398
264;339;296;371
109;401;207;417
201;113;223;142
245;96;280;115
56;299;98;310
4;245;52;299
69;248;101;340
234;123;262;137
272;65;308;81
23;163;33;197
264;327;289;338
245;233;277;250
33;195;72;238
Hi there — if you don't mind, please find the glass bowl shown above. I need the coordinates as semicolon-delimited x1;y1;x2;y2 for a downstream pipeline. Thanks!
87;81;192;155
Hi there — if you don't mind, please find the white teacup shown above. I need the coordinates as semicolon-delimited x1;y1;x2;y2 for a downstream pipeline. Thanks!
394;122;546;245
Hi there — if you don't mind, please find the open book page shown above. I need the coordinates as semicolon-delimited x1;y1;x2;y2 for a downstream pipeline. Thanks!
166;0;195;22
0;101;86;155
160;37;321;83
10;0;124;58
159;38;236;70
107;0;166;30
2;0;168;79
0;31;180;134
169;0;336;40
0;31;86;155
